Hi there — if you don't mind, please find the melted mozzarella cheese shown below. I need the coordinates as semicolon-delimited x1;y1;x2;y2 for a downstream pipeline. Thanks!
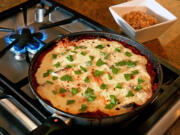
35;38;152;116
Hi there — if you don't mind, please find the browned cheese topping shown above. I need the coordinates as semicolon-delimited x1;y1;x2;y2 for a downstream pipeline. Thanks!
35;38;152;116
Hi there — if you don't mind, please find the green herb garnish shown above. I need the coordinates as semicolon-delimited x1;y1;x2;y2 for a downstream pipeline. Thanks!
71;88;79;95
131;70;139;75
43;69;53;77
60;74;73;81
138;78;144;84
89;56;94;61
80;66;87;72
52;76;58;80
105;95;118;109
96;58;106;66
115;47;121;52
84;76;90;83
124;74;132;81
81;51;87;56
115;60;126;66
126;91;134;97
52;54;57;59
100;83;107;90
125;51;132;57
66;55;74;62
52;90;57;95
46;80;53;84
59;87;67;93
95;44;105;49
94;70;104;77
66;64;75;69
110;65;119;74
126;60;136;68
71;51;77;54
135;84;142;91
84;87;96;102
116;83;122;89
79;104;87;112
67;100;75;105
54;62;60;68
108;74;113;80
74;70;82;75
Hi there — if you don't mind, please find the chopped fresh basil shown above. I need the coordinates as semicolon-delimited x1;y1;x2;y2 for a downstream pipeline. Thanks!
79;46;87;49
105;95;118;109
60;74;73;81
105;103;115;109
126;91;134;97
126;60;136;68
80;66;87;72
138;78;144;84
131;70;139;75
95;44;105;49
135;84;142;91
66;64;75;69
81;51;87;56
66;55;74;62
100;52;109;59
87;95;96;102
85;61;92;66
110;65;119;74
84;87;96;102
115;60;126;66
108;74;113;80
46;80;53;84
115;47;121;52
67;100;75;105
89;56;94;61
84;76;90;83
79;104;87;112
52;76;58;80
110;95;119;105
59;87;67;93
52;90;57;95
52;54;57;59
125;51;132;57
74;46;79;49
116;83;122;89
96;58;106;66
124;74;132;81
43;69;53;77
100;83;107;90
94;70;104;77
71;88;79;95
54;62;60;68
71;51;77;54
74;70;82;75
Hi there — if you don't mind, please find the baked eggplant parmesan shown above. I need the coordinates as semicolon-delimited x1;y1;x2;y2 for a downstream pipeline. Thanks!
34;37;156;116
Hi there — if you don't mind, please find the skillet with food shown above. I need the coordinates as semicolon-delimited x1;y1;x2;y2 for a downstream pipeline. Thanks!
29;31;162;134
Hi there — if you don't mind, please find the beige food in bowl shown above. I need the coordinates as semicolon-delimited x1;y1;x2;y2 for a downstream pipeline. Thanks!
122;11;158;30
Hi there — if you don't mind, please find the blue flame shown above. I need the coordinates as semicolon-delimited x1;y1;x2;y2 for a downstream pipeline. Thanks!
4;26;47;55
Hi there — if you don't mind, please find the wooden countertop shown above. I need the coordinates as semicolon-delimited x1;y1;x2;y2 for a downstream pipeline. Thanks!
55;0;180;70
0;0;28;12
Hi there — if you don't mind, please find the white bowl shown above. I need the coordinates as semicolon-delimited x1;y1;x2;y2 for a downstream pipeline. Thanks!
109;0;177;43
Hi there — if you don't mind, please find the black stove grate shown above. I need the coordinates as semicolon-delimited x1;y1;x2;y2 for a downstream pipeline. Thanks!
0;0;179;135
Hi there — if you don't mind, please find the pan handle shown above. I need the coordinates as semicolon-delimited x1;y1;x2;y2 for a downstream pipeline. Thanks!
29;116;68;135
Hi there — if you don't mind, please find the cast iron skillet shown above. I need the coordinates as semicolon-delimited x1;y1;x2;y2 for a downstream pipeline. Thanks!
29;31;163;134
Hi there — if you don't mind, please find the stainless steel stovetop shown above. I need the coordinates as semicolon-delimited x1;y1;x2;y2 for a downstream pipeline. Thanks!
0;0;179;135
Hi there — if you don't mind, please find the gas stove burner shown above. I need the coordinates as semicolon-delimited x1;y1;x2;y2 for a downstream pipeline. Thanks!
4;27;47;61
